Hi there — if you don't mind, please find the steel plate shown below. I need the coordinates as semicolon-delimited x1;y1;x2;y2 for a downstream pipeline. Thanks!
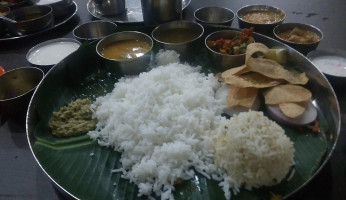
26;26;340;200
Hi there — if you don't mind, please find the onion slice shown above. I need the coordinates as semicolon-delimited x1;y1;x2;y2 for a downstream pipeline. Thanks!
266;100;317;126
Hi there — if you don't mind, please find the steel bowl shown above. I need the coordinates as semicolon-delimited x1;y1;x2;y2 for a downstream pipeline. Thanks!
151;20;204;61
26;38;81;73
237;4;285;35
194;6;234;26
94;0;125;16
30;0;74;19
273;23;323;55
4;5;54;36
0;6;10;35
96;31;153;75
0;67;44;116
73;20;118;43
205;29;254;70
0;0;31;10
307;48;346;90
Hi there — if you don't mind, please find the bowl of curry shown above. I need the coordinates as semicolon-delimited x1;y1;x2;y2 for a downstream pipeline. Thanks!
151;20;204;61
237;4;285;35
273;23;323;55
205;27;254;70
96;31;153;75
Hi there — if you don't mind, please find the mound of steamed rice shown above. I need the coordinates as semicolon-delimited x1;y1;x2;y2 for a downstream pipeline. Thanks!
88;51;295;200
211;111;295;190
155;49;180;66
88;61;224;199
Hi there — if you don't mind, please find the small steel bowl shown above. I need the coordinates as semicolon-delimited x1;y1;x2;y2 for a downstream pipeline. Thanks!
96;31;153;75
307;48;346;90
151;20;204;60
0;6;10;35
237;4;285;35
0;0;31;10
273;23;323;55
30;0;74;19
26;38;81;73
205;30;254;70
73;20;118;43
0;67;44;116
194;6;234;26
4;5;54;36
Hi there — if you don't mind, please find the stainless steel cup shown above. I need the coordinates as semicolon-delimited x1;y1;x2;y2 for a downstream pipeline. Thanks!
94;0;126;16
141;0;182;26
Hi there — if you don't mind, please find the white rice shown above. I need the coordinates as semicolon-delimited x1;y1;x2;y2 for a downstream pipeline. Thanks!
88;62;224;199
155;49;180;66
88;52;295;199
210;111;295;190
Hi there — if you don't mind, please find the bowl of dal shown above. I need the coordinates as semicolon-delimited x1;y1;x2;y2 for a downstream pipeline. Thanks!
151;20;204;61
96;31;153;75
273;23;323;55
236;4;285;35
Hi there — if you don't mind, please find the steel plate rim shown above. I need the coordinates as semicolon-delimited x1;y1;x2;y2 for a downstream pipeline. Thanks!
0;1;78;41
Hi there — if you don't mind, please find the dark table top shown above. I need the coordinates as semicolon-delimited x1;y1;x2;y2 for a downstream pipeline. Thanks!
0;0;345;200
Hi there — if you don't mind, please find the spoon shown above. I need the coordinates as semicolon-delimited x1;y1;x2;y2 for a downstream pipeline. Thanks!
0;16;17;23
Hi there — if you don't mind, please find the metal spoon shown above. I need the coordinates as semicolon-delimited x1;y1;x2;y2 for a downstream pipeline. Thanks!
0;16;17;23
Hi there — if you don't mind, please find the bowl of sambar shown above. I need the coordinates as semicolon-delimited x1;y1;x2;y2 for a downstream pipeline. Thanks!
96;31;153;75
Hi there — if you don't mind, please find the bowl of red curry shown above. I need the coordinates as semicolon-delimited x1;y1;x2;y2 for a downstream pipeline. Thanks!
205;27;254;70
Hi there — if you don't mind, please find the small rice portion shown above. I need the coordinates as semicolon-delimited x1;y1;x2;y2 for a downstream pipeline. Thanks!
88;62;223;199
155;49;180;66
211;111;295;190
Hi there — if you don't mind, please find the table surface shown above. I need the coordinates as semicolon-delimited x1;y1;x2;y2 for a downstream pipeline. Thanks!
0;0;345;199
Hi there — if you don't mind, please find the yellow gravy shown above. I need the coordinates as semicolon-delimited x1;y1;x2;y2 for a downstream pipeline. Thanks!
101;39;151;60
